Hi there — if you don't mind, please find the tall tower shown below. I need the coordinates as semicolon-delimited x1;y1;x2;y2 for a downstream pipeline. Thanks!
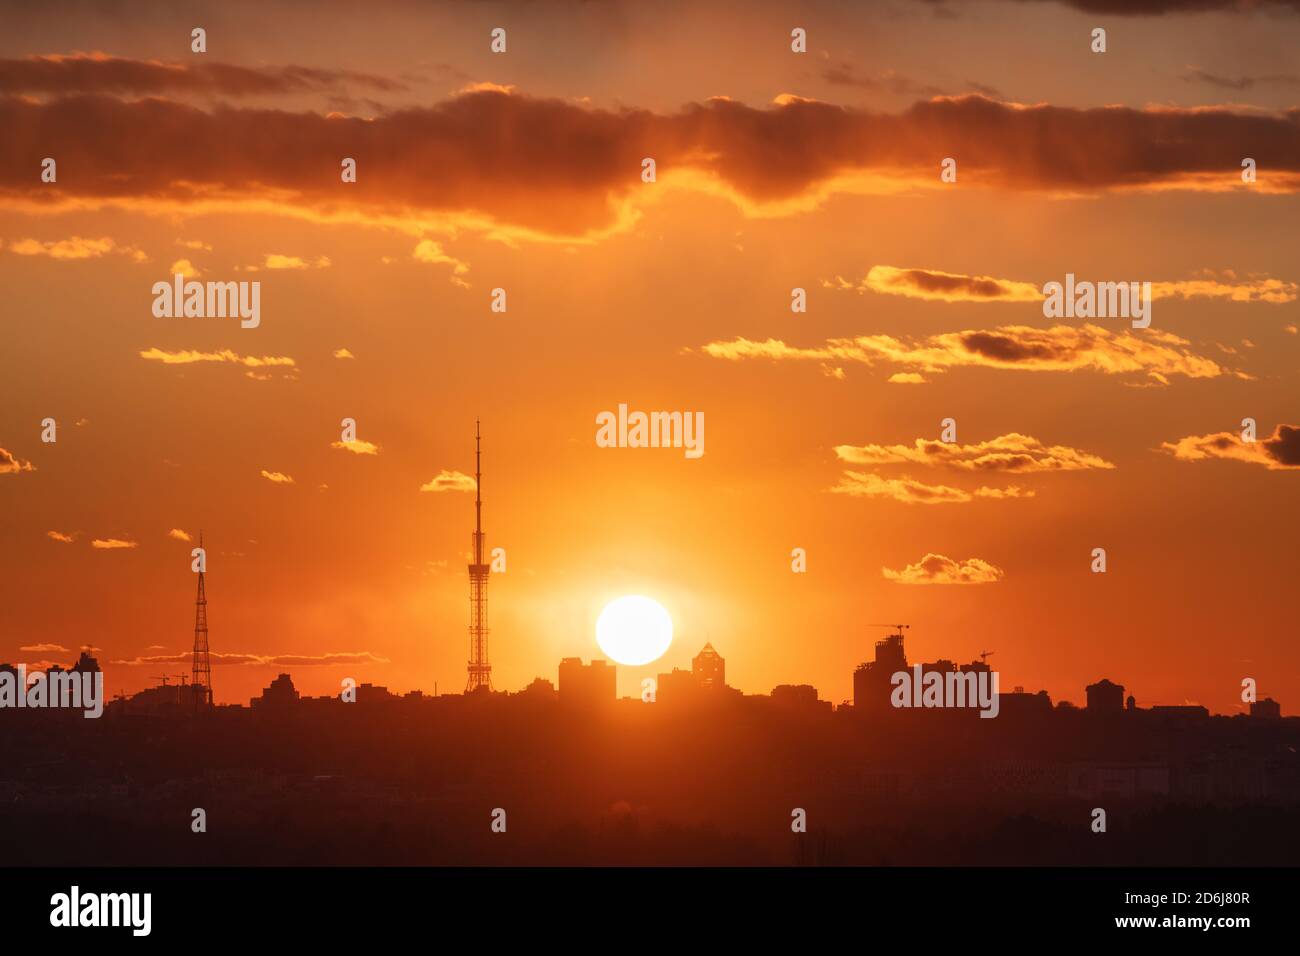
192;531;213;708
465;421;492;691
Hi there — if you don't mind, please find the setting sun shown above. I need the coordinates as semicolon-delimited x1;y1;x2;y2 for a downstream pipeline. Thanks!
595;596;674;666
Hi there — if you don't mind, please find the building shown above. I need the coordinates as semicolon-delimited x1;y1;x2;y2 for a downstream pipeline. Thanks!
692;643;725;689
655;644;740;705
853;633;907;713
558;658;615;707
252;673;300;711
1251;698;1282;719
1086;678;1125;713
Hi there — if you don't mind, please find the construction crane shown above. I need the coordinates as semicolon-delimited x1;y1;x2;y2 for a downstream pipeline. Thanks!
979;650;995;664
867;624;910;638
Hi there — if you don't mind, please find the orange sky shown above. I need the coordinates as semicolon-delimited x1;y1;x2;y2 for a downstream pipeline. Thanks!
2;0;1298;713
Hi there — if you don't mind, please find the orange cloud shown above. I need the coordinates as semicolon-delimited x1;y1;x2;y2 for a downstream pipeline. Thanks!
6;235;146;261
882;553;1005;585
138;348;296;368
1160;424;1300;470
420;470;476;493
331;439;380;456
832;472;983;504
829;266;1297;305
262;253;330;270
91;538;137;549
111;650;391;666
167;528;191;541
260;470;295;484
1;448;35;475
46;530;75;542
837;266;1042;303
701;325;1225;381
835;433;1115;473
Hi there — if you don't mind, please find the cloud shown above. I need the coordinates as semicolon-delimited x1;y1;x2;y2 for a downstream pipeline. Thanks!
835;265;1042;303
176;238;212;251
412;239;470;286
972;485;1036;499
888;372;926;384
420;470;477;493
91;538;137;549
927;0;1300;13
830;265;1297;305
169;257;200;278
700;325;1226;381
7;89;1300;240
333;347;355;359
330;439;380;456
820;63;943;97
0;52;404;97
1;448;36;474
138;347;296;368
260;470;295;484
262;253;330;270
46;530;76;542
1160;424;1300;470
20;643;69;653
6;235;146;261
111;650;391;666
834;433;1115;473
1024;0;1300;14
1182;67;1300;91
882;553;1005;585
167;528;192;541
831;472;975;504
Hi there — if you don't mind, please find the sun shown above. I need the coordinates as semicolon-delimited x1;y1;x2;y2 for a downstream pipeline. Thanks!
595;595;674;666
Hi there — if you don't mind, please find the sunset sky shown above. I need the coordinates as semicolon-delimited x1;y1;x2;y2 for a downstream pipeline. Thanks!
2;0;1298;713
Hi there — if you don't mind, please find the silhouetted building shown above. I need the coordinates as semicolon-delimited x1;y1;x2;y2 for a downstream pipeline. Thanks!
70;650;101;673
1000;687;1054;718
769;684;830;713
558;658;615;707
1251;698;1282;719
853;633;907;713
520;677;557;699
253;673;299;711
1150;704;1210;722
1086;679;1125;713
693;643;725;689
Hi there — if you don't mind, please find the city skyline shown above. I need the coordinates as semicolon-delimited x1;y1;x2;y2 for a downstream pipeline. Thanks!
3;0;1299;716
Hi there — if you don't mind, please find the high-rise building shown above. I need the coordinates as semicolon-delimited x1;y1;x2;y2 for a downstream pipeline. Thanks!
853;633;907;713
692;642;725;688
466;421;492;692
558;658;615;706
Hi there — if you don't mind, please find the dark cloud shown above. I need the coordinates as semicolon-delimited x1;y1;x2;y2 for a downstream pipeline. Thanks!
1263;424;1300;465
936;0;1300;13
1183;67;1300;90
3;86;1299;237
0;52;405;97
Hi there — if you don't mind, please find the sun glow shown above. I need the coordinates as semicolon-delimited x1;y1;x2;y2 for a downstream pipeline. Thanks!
595;595;674;666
